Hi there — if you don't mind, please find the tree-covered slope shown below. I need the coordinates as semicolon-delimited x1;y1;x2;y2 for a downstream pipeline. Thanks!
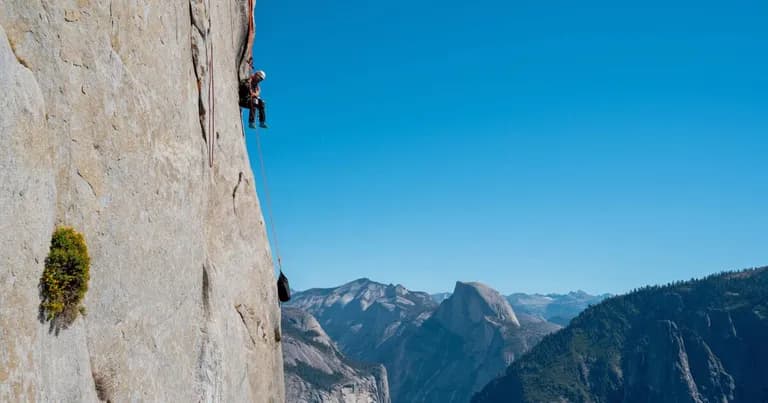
473;267;768;403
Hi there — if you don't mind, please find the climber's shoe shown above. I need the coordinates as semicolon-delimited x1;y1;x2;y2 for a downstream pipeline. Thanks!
259;122;268;129
248;121;257;129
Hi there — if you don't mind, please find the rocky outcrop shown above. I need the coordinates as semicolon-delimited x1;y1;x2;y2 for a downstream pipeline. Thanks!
0;1;283;401
473;267;768;403
384;282;558;403
436;281;520;333
282;307;390;403
291;279;560;403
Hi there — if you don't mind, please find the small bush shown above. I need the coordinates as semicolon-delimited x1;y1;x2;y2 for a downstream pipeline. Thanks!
40;226;90;324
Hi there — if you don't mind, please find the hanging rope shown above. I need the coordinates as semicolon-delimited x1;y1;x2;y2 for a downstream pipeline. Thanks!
253;130;284;272
246;0;254;73
206;0;216;169
234;0;255;81
208;41;215;168
247;0;254;45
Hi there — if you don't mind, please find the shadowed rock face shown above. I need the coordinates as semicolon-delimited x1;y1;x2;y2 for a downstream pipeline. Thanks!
282;307;391;403
0;1;283;401
473;268;768;403
292;279;560;403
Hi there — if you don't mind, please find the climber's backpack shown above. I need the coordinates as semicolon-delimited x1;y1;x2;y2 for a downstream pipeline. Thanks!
238;78;251;108
277;271;291;302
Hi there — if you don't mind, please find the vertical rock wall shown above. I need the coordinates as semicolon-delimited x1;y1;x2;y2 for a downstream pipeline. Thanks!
0;0;284;401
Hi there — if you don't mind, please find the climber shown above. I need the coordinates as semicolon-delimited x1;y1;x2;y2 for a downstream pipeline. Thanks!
239;69;268;129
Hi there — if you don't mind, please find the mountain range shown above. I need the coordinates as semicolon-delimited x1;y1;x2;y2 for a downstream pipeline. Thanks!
287;279;561;403
284;268;768;403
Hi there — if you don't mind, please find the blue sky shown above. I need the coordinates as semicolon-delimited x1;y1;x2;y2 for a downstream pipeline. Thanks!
245;0;767;295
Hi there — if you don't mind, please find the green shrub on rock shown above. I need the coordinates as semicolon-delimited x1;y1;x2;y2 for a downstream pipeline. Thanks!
40;226;90;324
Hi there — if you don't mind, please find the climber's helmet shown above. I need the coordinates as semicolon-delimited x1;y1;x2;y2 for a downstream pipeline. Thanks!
254;70;266;81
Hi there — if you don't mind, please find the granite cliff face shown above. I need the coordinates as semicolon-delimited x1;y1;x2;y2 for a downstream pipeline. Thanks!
0;1;283;401
473;268;768;403
282;307;390;403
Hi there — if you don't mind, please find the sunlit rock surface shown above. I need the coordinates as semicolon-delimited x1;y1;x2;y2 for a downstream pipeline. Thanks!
0;1;283;401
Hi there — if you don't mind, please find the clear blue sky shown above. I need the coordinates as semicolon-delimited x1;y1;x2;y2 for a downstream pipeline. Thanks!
245;0;767;295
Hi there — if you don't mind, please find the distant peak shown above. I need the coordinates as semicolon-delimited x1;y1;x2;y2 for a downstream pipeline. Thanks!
437;281;520;328
341;277;383;290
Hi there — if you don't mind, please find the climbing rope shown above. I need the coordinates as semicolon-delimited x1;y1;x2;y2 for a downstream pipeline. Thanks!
247;0;254;46
234;0;255;80
253;130;284;272
242;0;282;271
246;0;254;75
206;0;216;169
208;41;215;168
